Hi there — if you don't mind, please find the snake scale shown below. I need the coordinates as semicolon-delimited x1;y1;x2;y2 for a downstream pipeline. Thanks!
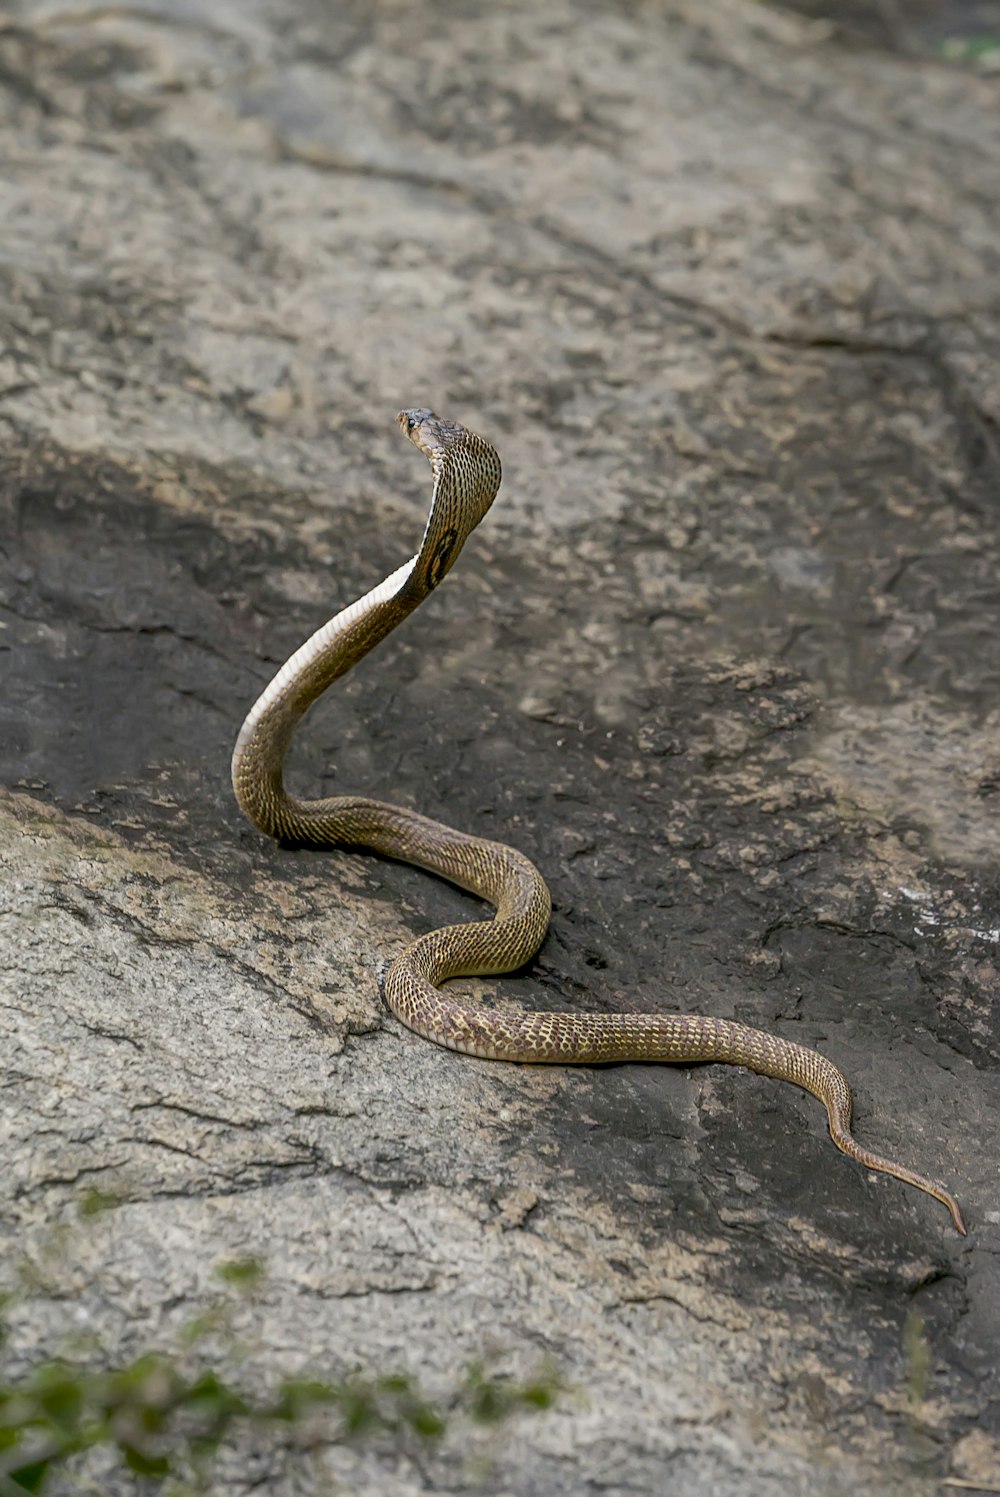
232;408;965;1236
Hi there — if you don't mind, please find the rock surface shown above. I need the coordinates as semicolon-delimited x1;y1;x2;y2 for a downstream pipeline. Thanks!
1;1;999;1492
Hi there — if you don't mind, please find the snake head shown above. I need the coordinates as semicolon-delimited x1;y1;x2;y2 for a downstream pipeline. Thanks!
397;408;503;592
397;408;466;466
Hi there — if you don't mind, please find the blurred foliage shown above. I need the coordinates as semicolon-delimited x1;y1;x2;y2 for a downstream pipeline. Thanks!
940;33;1000;66
0;1200;563;1493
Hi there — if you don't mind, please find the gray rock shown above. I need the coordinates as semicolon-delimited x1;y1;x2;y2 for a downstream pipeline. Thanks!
1;1;998;1492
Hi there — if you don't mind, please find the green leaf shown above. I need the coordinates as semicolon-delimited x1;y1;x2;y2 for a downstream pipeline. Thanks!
520;1382;556;1409
340;1387;379;1437
377;1374;411;1395
178;1308;229;1346
408;1404;445;1440
214;1259;265;1289
33;1373;83;1431
5;1457;51;1491
273;1378;340;1421
185;1371;248;1427
77;1189;122;1219
122;1443;170;1476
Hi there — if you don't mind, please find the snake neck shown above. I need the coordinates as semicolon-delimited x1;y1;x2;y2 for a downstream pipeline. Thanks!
233;435;499;844
231;554;421;839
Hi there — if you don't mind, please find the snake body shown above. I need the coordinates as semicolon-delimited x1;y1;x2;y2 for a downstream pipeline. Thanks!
232;409;965;1236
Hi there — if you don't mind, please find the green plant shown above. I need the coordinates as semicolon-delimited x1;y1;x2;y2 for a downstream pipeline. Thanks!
0;1216;562;1493
939;34;1000;66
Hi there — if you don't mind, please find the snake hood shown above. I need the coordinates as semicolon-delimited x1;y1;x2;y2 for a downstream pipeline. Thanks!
398;407;502;595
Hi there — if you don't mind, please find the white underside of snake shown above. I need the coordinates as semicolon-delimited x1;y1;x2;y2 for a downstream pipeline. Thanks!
232;409;965;1236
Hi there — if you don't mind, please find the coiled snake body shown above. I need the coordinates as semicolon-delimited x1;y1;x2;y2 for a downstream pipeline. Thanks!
232;409;965;1236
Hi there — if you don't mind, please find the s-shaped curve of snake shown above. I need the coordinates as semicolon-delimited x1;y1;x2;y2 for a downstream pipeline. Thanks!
232;408;965;1236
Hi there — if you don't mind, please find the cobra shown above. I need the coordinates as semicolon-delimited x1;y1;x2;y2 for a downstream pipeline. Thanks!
232;408;966;1236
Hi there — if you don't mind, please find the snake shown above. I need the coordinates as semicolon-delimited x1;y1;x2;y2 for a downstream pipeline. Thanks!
232;408;966;1237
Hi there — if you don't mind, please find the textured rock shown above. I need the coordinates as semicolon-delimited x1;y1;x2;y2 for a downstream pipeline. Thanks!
1;1;998;1492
